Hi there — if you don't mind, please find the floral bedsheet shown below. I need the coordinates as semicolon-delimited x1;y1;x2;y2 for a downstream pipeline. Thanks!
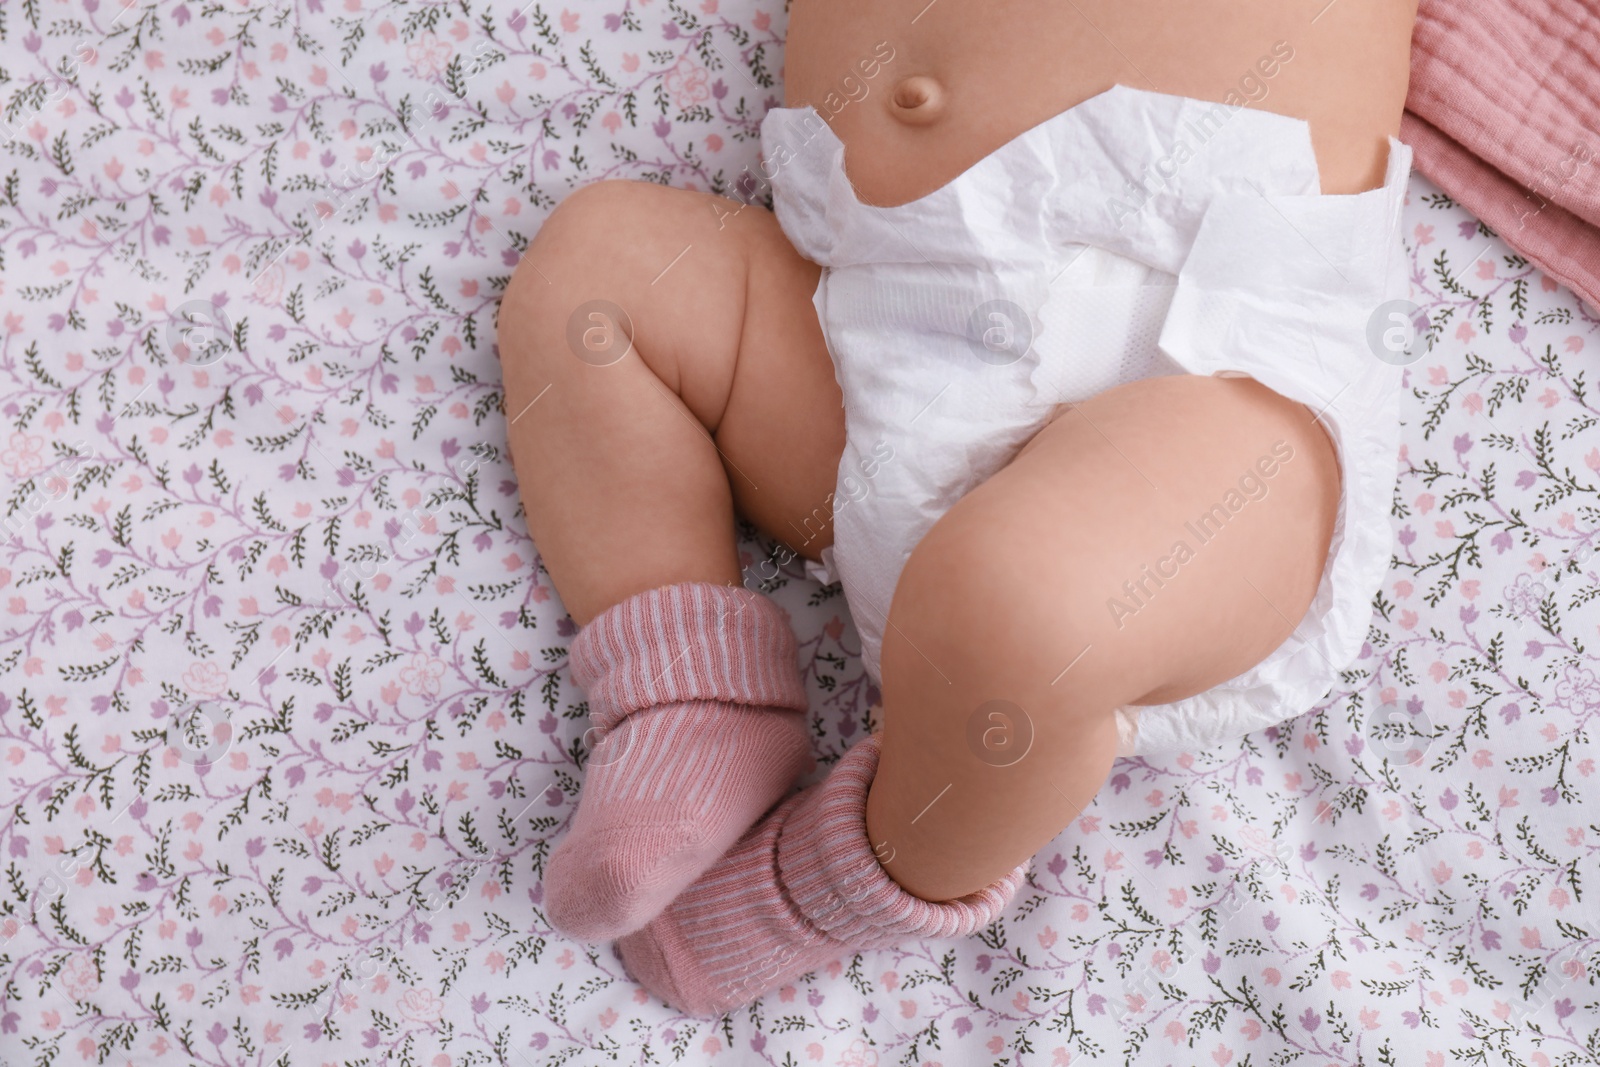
3;1;1600;1065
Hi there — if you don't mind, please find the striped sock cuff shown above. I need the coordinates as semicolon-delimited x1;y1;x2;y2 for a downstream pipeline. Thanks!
780;734;1030;947
568;582;808;732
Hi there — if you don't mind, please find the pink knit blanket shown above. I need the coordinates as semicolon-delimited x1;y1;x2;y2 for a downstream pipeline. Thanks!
1402;0;1600;311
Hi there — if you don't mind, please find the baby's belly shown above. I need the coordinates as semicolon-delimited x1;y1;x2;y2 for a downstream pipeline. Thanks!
782;0;1417;202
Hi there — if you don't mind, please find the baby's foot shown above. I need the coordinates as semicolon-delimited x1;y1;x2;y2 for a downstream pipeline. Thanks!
545;582;815;942
615;733;1028;1016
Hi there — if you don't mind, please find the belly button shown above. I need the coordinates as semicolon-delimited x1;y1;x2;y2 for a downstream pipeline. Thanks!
889;75;945;125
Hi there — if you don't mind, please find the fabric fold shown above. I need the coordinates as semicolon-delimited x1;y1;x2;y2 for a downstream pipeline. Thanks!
1402;0;1600;312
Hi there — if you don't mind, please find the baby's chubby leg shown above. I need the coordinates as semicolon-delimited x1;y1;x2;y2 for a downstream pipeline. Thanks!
498;180;844;624
616;374;1344;1014
868;373;1343;901
497;181;846;940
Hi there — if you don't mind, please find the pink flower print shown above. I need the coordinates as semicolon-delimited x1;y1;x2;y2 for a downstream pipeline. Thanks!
839;1038;879;1066
1;432;46;477
400;652;445;697
60;954;101;1000
664;56;710;111
406;32;453;78
251;262;285;305
398;986;444;1022
1555;663;1600;714
182;660;230;698
1503;572;1545;619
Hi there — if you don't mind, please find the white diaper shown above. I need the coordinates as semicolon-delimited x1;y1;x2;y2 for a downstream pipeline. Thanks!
758;85;1412;757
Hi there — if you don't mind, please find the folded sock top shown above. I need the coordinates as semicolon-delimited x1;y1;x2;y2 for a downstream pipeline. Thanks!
568;582;809;731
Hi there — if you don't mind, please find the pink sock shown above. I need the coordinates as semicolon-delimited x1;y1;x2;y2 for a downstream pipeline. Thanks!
615;733;1030;1016
544;582;815;942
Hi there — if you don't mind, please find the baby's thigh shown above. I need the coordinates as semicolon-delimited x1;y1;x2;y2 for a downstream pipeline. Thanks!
499;181;846;561
940;372;1342;708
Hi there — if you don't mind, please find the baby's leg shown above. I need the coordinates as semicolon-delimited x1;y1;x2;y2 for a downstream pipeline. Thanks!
497;181;845;940
498;180;844;625
867;373;1342;901
614;374;1342;1015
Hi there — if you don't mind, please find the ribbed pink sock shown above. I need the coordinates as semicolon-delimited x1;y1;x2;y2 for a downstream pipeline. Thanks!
545;582;815;943
615;733;1030;1016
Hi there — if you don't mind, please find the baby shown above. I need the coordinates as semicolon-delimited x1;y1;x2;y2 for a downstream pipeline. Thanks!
497;0;1420;1015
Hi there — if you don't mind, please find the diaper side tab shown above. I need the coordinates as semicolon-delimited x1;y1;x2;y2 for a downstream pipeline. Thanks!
1126;137;1415;757
1158;137;1414;421
758;106;843;266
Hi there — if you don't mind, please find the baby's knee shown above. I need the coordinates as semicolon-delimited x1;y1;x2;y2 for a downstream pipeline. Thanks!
889;462;1192;713
538;178;660;242
499;181;665;367
510;180;653;298
893;514;1096;685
